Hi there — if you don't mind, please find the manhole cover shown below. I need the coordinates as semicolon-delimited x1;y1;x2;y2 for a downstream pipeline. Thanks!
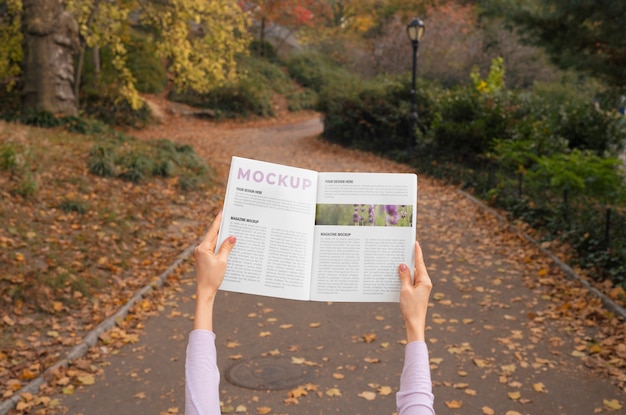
225;357;314;390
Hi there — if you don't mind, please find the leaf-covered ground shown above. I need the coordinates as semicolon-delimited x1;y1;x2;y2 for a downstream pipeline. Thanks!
1;96;625;414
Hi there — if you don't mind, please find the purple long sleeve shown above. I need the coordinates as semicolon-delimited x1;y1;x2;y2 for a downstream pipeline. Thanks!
396;341;435;415
185;330;221;415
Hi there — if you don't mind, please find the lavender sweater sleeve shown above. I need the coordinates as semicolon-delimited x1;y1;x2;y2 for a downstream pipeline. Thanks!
185;330;221;415
396;341;435;415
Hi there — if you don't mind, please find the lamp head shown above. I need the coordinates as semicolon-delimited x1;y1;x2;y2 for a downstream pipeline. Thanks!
407;17;425;43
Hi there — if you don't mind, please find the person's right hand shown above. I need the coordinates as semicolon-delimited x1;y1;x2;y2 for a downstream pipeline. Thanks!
398;241;432;343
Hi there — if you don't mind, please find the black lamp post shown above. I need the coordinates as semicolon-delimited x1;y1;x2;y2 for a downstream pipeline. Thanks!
406;17;425;152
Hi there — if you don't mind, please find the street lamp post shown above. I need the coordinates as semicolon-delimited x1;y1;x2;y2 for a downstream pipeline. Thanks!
406;17;425;152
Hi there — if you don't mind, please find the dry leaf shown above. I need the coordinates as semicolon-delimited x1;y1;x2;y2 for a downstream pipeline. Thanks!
288;386;308;398
445;400;463;409
283;397;299;405
326;388;342;397
78;374;95;385
256;406;272;414
481;407;495;415
473;358;490;368
508;391;521;401
532;382;546;393
358;391;376;401
603;399;623;411
378;386;392;396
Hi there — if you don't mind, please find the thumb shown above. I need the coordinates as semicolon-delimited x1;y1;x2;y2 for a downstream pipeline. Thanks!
398;262;413;287
217;235;236;260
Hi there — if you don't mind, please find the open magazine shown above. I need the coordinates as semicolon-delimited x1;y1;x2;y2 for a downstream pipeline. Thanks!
216;156;417;302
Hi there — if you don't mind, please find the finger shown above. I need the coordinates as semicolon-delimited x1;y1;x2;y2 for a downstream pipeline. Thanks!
198;211;223;252
413;241;431;286
398;262;413;288
217;235;237;261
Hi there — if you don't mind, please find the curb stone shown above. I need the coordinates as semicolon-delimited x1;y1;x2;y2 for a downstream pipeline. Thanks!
457;188;626;321
0;241;200;415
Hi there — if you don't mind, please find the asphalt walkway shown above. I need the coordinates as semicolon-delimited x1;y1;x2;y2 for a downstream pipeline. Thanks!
45;115;625;415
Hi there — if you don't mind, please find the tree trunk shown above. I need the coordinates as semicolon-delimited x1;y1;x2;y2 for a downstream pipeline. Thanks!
21;0;79;115
260;16;266;56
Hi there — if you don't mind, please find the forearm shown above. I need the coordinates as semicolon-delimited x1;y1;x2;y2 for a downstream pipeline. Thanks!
404;319;426;343
193;292;216;331
185;330;221;415
396;341;435;415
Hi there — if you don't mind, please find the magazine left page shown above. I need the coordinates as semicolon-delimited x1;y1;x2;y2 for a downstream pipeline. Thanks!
217;157;319;300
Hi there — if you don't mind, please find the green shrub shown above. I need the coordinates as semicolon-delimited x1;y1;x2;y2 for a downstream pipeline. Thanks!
318;75;432;153
13;172;37;198
59;198;87;214
87;137;210;190
81;29;167;95
82;93;152;128
20;110;61;128
169;75;274;118
526;150;626;205
88;145;117;177
125;32;167;94
118;152;153;183
0;143;17;171
287;89;318;111
284;52;356;94
250;40;278;61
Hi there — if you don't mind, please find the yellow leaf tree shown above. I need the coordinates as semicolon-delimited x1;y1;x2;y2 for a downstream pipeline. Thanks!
1;0;250;113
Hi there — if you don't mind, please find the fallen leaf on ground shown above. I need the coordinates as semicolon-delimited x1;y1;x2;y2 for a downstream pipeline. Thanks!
445;400;463;409
326;388;342;397
358;391;376;401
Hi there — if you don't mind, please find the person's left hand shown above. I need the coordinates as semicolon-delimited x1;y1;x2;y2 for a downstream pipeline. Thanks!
193;211;237;300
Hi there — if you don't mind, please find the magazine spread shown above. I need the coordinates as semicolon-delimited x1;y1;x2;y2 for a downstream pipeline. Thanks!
217;156;417;302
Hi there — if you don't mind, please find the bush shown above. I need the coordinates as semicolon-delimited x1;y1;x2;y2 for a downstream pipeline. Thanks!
125;32;167;94
88;145;117;177
284;52;356;94
287;89;318;111
82;93;152;128
82;29;167;95
59;198;88;214
313;58;626;287
318;75;434;154
87;136;210;189
0;143;17;171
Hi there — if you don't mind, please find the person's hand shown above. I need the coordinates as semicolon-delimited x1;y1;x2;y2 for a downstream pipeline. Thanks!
192;212;236;331
398;241;432;343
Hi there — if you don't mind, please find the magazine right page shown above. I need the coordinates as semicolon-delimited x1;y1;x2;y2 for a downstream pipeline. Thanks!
310;172;417;302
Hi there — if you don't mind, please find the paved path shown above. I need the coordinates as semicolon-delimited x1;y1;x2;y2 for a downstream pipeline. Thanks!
48;115;624;415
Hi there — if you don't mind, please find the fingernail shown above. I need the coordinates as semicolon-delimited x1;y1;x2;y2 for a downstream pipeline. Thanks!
399;264;407;271
228;236;236;244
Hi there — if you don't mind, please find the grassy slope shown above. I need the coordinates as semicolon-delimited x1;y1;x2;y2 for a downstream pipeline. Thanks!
0;120;220;401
